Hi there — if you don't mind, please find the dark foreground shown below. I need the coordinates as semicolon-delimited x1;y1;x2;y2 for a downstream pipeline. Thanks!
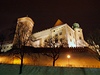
0;64;100;75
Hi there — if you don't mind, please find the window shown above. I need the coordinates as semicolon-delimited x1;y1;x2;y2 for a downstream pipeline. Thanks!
7;46;9;48
79;37;82;40
55;38;58;43
11;46;13;48
3;47;5;49
60;38;62;42
45;40;47;42
53;30;55;32
59;32;62;35
69;33;71;36
78;30;80;32
55;34;58;37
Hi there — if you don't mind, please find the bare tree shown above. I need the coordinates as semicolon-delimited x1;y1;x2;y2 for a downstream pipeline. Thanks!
42;48;60;66
86;29;100;60
87;29;100;45
43;37;62;66
13;17;34;74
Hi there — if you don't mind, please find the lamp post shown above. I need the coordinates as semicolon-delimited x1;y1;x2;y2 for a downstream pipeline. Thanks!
67;54;71;66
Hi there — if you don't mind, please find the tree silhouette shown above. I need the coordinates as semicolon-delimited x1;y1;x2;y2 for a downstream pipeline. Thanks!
13;17;33;74
86;29;100;60
43;48;60;66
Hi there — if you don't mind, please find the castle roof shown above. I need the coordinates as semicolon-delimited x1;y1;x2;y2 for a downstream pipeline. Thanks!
54;19;63;27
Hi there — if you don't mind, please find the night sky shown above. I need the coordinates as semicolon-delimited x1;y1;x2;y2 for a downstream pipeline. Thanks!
0;0;100;36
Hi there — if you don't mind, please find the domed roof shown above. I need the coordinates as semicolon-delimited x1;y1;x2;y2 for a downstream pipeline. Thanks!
73;23;80;28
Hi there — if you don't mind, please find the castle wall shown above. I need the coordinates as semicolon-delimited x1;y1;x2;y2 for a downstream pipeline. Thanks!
74;28;88;47
65;24;76;47
13;18;88;48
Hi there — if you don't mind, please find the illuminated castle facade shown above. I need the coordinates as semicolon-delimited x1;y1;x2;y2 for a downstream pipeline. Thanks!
13;17;34;47
13;17;88;48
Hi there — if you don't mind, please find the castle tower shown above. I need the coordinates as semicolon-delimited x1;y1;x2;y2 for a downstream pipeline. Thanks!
73;23;87;47
13;17;34;47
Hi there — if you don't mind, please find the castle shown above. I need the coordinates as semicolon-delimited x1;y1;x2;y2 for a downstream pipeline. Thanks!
13;17;88;48
1;17;89;52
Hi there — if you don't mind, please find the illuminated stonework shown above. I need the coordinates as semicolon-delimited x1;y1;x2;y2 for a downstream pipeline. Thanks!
13;17;34;47
13;17;88;48
30;23;88;48
0;18;89;52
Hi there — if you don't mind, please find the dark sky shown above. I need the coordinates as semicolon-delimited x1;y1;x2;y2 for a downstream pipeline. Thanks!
0;0;100;35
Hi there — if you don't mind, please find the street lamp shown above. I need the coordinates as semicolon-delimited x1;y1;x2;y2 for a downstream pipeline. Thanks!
67;54;71;66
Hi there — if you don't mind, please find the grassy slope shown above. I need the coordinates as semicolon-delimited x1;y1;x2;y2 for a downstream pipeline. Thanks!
0;64;100;75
